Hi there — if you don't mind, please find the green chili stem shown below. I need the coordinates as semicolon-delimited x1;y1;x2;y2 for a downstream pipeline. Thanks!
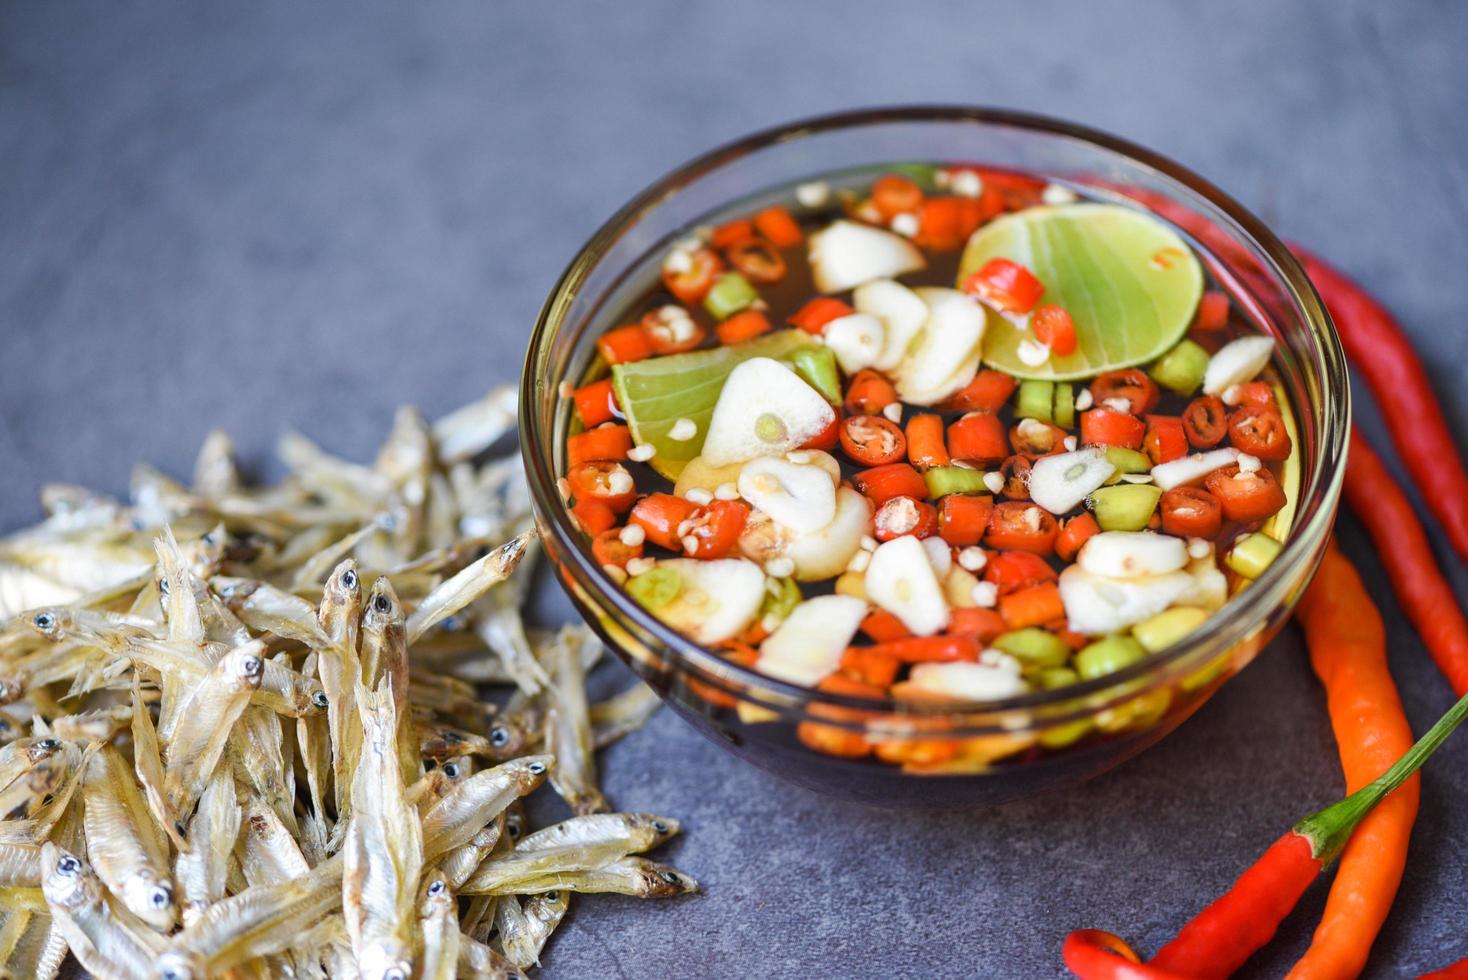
1296;685;1468;865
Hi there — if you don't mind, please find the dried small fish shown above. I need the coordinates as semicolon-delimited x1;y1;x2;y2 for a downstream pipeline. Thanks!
40;843;157;979
82;745;176;932
542;627;607;815
0;390;692;977
343;678;421;980
405;530;535;644
495;889;569;969
163;640;264;816
591;682;663;749
416;872;459;980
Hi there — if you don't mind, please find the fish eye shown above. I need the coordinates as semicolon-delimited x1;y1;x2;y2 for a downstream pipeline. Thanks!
311;691;330;709
439;615;461;632
527;761;546;775
507;823;520;839
427;880;446;897
36;738;59;752
384;969;408;980
441;763;459;779
373;594;392;614
151;885;172;907
57;855;81;875
158;577;171;596
241;657;263;677
489;726;511;747
202;531;216;546
342;569;358;590
32;612;54;631
653;821;669;834
442;731;463;744
660;872;682;886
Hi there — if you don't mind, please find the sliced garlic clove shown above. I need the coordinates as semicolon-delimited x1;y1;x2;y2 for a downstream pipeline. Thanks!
864;535;950;636
1058;565;1196;635
894;287;987;406
738;457;838;533
1177;555;1228;611
822;313;887;375
701;358;836;466
1028;448;1116;515
808;220;926;293
854;279;929;371
650;558;766;644
786;487;874;582
757;594;868;687
922;535;953;578
1076;531;1189;579
1202;335;1273;395
896;660;1029;702
1151;448;1241;491
673;455;747;498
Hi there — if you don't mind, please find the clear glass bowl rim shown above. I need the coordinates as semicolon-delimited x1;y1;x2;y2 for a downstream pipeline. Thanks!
520;103;1350;716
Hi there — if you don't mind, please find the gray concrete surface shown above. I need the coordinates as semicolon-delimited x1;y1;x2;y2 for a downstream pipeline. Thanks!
2;1;1466;976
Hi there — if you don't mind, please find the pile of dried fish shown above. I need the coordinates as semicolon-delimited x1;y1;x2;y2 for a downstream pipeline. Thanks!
0;387;691;979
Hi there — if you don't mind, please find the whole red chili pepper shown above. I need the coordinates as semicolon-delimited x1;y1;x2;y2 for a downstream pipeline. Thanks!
1419;956;1468;980
1343;429;1468;697
1065;570;1468;980
1294;246;1468;564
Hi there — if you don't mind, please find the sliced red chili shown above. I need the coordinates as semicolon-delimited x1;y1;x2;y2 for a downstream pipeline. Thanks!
853;463;929;505
1203;465;1287;522
1079;407;1146;450
844;369;899;415
937;494;994;547
681;499;752;559
939;369;1017;413
627;493;700;552
839;415;907;467
592;528;642;567
1229;406;1293;461
983;550;1057;595
1089;369;1159;415
961;258;1045;314
1143;415;1189;465
1159;486;1223;538
1009;419;1067;457
999;455;1032;499
984;502;1059;555
661;246;724;305
873;495;939;541
947;412;1010;467
725;239;787;284
566;461;637;512
1182;395;1229;448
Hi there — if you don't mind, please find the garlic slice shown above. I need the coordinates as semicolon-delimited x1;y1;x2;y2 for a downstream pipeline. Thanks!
864;535;950;636
757;594;868;687
1076;531;1189;579
1028;449;1115;515
1202;336;1274;396
808;220;926;293
738;457;837;533
701;358;836;467
854;279;929;371
1151;448;1241;491
648;558;766;644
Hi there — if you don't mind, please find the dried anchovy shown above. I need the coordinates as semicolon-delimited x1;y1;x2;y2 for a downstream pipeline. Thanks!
0;388;689;977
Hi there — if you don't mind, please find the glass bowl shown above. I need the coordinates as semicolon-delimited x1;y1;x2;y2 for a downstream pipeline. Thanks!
520;106;1348;808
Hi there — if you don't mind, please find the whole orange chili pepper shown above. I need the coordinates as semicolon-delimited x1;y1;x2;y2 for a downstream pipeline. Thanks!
1295;246;1468;565
1342;429;1468;697
1286;544;1418;980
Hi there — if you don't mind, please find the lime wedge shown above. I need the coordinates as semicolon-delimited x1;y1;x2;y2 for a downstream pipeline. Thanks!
611;329;817;479
959;203;1203;381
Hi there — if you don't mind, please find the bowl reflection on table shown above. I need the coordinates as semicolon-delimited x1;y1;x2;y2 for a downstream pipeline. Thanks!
520;106;1348;808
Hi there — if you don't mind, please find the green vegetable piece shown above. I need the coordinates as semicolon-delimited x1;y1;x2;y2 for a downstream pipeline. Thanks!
626;566;682;612
1037;666;1080;691
1150;339;1211;395
1016;380;1054;423
1089;484;1162;531
759;577;802;624
1052;382;1076;429
1103;447;1151;473
923;466;992;498
1133;607;1209;653
1226;532;1283;579
789;346;842;405
1039;717;1095;750
887;162;940;189
993;628;1071;669
703;271;758;320
1075;635;1148;680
